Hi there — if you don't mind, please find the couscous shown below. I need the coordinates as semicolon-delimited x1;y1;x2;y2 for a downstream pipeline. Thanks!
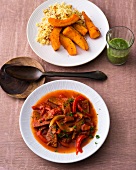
36;2;84;45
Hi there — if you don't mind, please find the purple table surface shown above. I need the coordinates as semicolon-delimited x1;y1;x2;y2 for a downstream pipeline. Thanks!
0;0;136;169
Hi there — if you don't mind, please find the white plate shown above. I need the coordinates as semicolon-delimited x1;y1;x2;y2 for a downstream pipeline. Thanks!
19;80;110;163
27;0;109;67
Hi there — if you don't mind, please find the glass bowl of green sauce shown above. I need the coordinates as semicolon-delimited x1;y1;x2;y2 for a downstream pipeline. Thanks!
106;26;135;65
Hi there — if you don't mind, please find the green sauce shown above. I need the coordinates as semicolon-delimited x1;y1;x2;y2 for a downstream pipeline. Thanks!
107;38;130;65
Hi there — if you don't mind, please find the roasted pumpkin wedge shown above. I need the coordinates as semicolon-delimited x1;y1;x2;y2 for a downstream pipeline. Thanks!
72;23;88;36
49;27;62;51
82;11;101;39
63;26;89;51
48;14;80;27
59;34;77;55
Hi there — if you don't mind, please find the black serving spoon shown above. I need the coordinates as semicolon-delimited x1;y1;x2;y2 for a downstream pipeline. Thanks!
5;65;108;82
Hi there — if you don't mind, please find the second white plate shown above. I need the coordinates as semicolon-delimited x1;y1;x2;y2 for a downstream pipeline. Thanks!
27;0;109;67
19;80;110;163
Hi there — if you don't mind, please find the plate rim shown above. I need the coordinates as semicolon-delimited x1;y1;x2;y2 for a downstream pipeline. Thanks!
19;79;110;163
26;0;109;67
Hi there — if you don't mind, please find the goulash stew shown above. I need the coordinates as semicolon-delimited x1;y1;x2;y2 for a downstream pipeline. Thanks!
31;90;98;154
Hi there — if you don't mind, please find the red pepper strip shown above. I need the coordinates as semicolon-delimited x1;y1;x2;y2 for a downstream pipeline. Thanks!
32;105;39;110
76;135;87;155
37;130;47;143
77;103;83;112
32;104;44;110
73;95;85;113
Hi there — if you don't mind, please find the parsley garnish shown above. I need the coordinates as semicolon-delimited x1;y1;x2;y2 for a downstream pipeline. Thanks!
58;133;64;138
69;112;73;116
81;121;84;125
73;125;77;129
68;98;74;103
64;103;68;107
65;133;69;138
90;126;95;131
96;135;100;139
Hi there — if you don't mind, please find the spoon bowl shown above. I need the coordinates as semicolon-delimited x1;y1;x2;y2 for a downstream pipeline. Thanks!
0;57;45;98
0;64;30;95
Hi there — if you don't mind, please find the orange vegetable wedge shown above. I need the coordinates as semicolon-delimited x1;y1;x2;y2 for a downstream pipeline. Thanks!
59;34;77;56
82;11;101;39
63;26;89;51
72;23;88;36
49;27;62;51
48;14;80;27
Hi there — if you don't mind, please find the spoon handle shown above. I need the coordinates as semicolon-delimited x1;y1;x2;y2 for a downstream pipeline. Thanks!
44;71;107;81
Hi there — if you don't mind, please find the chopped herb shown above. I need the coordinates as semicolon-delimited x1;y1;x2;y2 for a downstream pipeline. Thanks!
64;102;69;107
73;125;77;129
58;133;64;138
81;121;84;125
96;135;100;139
90;126;95;131
58;132;69;138
68;98;74;103
54;149;58;152
69;112;73;116
65;133;69;138
95;142;98;144
63;130;67;133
